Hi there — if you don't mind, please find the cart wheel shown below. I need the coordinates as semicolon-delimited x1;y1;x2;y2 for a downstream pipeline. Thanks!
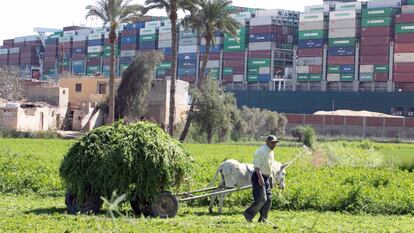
155;192;178;218
65;191;102;215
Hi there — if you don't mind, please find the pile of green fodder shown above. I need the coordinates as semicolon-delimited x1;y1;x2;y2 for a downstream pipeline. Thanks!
59;121;193;204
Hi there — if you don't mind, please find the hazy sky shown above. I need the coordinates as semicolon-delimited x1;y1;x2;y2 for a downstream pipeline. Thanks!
0;0;323;44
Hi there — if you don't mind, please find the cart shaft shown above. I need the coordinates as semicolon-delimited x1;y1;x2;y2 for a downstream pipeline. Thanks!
178;185;252;202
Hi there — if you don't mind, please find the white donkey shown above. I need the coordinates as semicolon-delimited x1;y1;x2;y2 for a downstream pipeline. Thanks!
208;159;291;214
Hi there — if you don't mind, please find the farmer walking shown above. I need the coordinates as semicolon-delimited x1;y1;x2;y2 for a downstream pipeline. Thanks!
244;135;279;224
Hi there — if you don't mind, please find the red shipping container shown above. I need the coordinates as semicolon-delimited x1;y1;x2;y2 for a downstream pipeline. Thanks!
86;58;101;66
298;48;323;57
121;30;140;36
309;65;322;74
394;73;414;82
224;60;244;66
361;27;392;37
222;75;233;83
163;55;174;60
374;73;389;82
121;44;138;50
395;33;414;43
360;45;389;56
360;36;391;46
248;50;272;57
397;83;414;91
395;43;414;53
328;56;355;65
180;76;196;83
394;63;414;73
395;14;414;24
200;53;220;60
360;56;389;65
249;25;273;34
72;54;86;60
223;52;244;60
227;66;244;73
73;41;87;47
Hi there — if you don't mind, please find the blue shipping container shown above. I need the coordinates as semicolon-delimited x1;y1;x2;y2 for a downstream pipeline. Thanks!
124;22;145;30
298;39;323;49
340;65;355;73
178;53;197;60
121;36;138;44
258;74;271;83
162;47;172;55
178;60;197;67
249;33;275;43
328;47;355;56
119;57;134;64
199;45;222;53
73;48;85;54
45;38;58;45
178;67;196;76
139;41;157;49
88;39;103;46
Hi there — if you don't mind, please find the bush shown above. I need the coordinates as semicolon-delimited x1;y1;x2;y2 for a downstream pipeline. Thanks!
0;128;60;139
59;121;193;205
291;126;316;149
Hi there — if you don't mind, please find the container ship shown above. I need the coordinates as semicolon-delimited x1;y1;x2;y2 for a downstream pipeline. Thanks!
1;1;414;116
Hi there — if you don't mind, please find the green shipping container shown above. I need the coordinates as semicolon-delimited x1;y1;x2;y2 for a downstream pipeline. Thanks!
328;66;341;74
247;75;258;82
87;66;102;74
103;45;119;57
396;23;414;34
329;38;356;47
248;59;271;67
298;30;324;40
340;74;354;82
362;8;395;18
297;74;308;82
87;52;102;58
140;34;157;42
120;64;129;73
223;43;245;52
248;67;259;75
224;37;246;44
362;18;392;27
360;73;374;82
223;67;233;75
309;74;322;82
206;68;219;80
374;65;388;73
408;0;414;5
157;62;172;69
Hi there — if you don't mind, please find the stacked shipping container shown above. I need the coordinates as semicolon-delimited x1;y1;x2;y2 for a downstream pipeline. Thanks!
156;22;174;80
87;33;104;75
222;26;247;83
120;22;143;74
177;28;198;83
200;31;223;80
394;12;414;83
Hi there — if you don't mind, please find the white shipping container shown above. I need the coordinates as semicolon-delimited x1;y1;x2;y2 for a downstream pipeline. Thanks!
179;45;198;53
360;65;374;73
25;35;40;42
248;42;273;51
179;38;199;46
59;36;71;43
159;27;172;34
259;67;271;74
367;0;401;9
9;48;20;53
76;29;92;36
88;34;102;40
120;50;137;57
305;4;330;13
64;31;77;37
163;20;172;27
329;10;357;21
335;2;362;11
299;21;326;31
87;46;103;53
296;66;310;73
14;36;26;43
159;33;173;41
329;28;358;38
402;5;414;14
201;60;220;68
394;53;414;63
250;16;273;26
93;28;106;34
0;49;8;55
140;28;156;35
73;35;87;42
300;12;324;23
297;57;323;66
158;40;172;48
236;11;252;19
257;9;283;17
327;74;340;82
233;75;244;82
201;37;223;45
145;21;161;28
329;19;358;30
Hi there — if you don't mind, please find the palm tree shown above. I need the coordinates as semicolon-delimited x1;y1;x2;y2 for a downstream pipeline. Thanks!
86;0;144;125
179;0;240;141
144;0;194;136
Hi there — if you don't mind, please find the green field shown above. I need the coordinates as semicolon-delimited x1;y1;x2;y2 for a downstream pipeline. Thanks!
1;139;414;232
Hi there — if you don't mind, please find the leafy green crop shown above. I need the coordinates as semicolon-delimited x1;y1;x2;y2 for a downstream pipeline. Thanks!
59;122;193;204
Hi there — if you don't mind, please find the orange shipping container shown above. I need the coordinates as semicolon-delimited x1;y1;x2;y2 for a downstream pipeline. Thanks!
395;43;414;53
309;65;322;74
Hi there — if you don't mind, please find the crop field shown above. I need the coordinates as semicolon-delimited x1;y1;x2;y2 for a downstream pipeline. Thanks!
1;139;414;232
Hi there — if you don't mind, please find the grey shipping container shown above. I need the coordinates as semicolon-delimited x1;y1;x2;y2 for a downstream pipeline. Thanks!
297;57;323;66
299;21;327;31
367;0;401;9
329;28;358;38
179;38;199;46
159;33;173;41
158;40;172;48
248;42;273;51
329;19;359;30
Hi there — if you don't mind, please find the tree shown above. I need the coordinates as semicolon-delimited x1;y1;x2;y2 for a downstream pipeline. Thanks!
179;0;240;141
115;51;163;121
0;66;25;100
86;0;144;125
191;78;236;143
144;0;194;136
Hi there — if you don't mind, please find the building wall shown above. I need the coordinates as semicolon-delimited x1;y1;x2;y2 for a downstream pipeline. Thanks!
59;77;112;103
0;108;18;129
